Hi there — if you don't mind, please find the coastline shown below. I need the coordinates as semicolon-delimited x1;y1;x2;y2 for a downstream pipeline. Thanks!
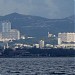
0;48;75;58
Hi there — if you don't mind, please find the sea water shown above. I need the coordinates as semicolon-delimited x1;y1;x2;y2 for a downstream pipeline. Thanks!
0;57;75;75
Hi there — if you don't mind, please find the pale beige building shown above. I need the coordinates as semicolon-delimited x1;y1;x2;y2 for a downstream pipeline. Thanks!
48;32;52;38
58;32;75;49
58;33;75;44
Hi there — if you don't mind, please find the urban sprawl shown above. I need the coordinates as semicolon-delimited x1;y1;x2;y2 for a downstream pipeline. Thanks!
0;21;75;49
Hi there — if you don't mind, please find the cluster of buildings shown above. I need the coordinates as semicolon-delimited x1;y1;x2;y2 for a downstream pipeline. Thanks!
36;32;75;49
4;31;75;49
15;40;45;49
47;32;75;49
0;21;20;41
33;40;45;49
0;21;75;49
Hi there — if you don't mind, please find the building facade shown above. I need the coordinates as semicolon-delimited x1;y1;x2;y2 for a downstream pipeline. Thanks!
39;40;44;49
2;22;11;32
58;33;75;44
0;21;20;41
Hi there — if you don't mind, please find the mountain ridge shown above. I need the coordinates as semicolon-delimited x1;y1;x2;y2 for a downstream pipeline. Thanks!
0;13;74;37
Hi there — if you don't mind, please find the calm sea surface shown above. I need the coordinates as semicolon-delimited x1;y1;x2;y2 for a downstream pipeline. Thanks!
0;57;75;75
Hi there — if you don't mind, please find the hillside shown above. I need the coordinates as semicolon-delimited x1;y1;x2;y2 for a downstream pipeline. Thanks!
0;13;74;37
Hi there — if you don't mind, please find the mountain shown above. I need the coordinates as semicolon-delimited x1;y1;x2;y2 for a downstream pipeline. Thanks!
0;13;74;37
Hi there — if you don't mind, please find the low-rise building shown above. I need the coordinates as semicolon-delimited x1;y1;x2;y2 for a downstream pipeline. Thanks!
33;44;39;48
48;32;52;38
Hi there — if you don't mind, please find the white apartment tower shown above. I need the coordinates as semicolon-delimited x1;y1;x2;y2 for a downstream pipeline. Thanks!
39;40;44;49
2;22;11;32
0;21;20;41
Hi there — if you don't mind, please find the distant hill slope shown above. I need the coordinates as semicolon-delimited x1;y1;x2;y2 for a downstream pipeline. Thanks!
0;13;74;37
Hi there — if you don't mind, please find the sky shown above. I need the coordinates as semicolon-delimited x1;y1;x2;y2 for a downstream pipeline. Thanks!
0;0;74;19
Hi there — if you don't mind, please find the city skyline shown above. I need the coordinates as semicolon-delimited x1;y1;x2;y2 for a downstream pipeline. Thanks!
0;1;75;74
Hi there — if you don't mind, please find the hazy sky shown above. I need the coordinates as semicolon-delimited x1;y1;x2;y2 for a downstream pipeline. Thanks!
0;0;74;19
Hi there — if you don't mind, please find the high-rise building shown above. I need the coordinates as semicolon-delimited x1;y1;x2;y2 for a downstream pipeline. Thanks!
0;33;2;41
0;21;20;41
39;40;44;49
2;22;11;32
0;22;2;32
